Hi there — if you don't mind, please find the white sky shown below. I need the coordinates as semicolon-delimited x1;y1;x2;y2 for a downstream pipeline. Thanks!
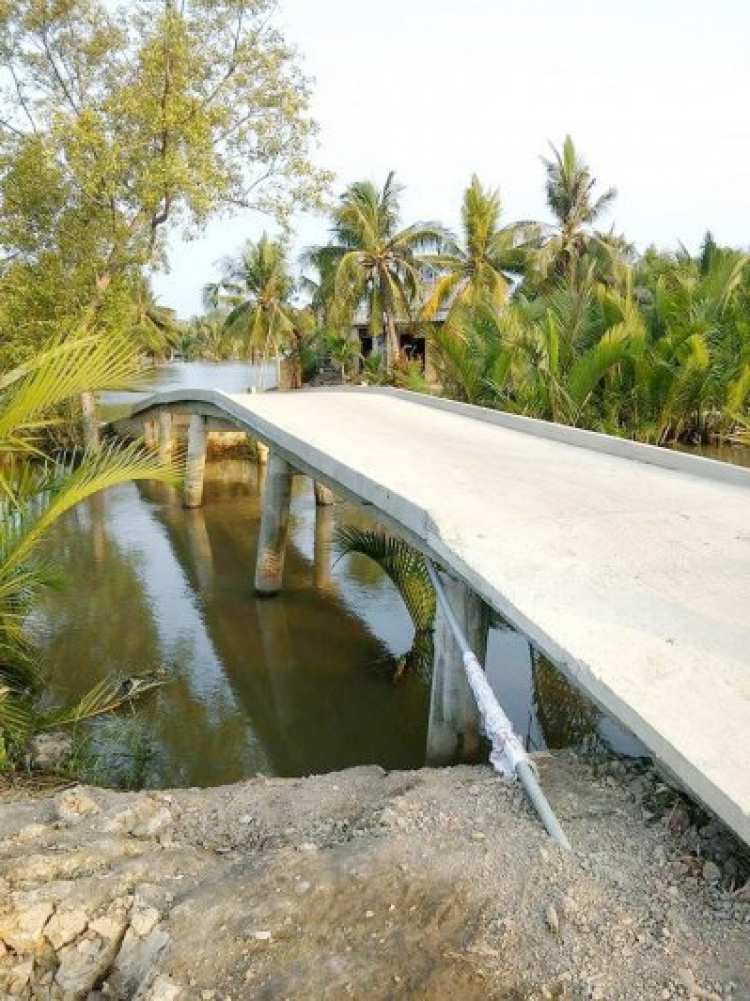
154;0;750;317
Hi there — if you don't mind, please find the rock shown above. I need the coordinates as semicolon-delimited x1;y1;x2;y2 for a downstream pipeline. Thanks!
0;899;54;953
7;957;33;994
55;926;124;998
545;904;560;935
57;787;100;823
104;799;173;839
145;975;184;1000
702;859;721;883
131;906;160;938
15;823;48;843
44;907;89;950
89;914;127;941
251;930;272;942
28;731;73;772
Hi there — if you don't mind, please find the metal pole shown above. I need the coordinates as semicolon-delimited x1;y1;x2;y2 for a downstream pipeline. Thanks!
425;559;571;851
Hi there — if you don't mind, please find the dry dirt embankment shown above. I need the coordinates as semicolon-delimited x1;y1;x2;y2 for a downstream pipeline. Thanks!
1;755;748;1000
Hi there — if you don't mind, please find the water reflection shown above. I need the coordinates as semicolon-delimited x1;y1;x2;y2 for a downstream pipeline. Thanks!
33;456;643;787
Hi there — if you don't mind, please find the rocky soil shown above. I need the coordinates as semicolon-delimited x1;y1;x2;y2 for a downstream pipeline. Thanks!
1;753;748;1000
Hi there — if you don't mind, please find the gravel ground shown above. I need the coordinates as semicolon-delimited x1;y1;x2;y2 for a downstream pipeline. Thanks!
0;753;748;1000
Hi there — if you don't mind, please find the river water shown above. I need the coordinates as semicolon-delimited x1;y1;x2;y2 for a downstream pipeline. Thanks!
32;363;684;787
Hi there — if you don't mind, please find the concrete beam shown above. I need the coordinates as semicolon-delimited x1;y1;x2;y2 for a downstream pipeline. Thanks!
183;414;208;509
254;453;294;596
426;572;489;765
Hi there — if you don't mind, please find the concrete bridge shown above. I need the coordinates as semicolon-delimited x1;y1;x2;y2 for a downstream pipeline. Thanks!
116;387;750;845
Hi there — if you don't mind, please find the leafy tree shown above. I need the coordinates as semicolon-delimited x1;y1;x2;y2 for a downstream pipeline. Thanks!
0;0;330;378
0;336;177;766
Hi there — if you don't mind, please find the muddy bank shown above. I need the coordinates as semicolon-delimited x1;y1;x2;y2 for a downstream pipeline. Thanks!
1;754;748;1000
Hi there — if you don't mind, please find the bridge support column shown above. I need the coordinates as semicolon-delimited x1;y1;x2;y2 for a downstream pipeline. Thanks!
426;573;489;765
143;420;157;451
158;410;173;463
254;453;294;596
183;415;208;509
313;503;333;590
313;481;334;507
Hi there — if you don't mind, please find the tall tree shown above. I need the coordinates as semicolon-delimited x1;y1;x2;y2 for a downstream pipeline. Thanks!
203;233;297;379
423;175;535;318
319;172;447;371
0;0;330;424
533;136;621;288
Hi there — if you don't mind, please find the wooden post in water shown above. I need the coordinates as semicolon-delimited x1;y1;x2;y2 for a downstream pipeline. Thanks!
183;414;208;509
313;481;334;507
158;410;173;463
254;452;294;596
426;571;489;765
256;440;269;465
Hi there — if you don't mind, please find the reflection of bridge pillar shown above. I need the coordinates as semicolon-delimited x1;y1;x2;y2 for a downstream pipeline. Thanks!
90;491;107;564
183;415;208;509
184;507;214;591
313;481;334;507
254;453;294;596
158;410;173;463
426;573;488;765
313;504;334;591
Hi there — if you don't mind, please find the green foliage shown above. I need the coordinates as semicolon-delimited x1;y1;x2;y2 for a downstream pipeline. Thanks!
334;526;436;633
0;0;330;361
204;234;298;371
334;526;436;676
0;335;178;770
307;172;450;371
423;175;537;318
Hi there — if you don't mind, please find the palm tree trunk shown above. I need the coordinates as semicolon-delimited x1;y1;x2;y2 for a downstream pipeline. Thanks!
384;310;399;373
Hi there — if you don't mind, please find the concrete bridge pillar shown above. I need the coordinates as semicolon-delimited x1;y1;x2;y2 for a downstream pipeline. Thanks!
313;503;334;591
143;420;158;451
183;414;208;509
254;453;294;596
158;410;173;463
426;572;489;765
313;481;334;507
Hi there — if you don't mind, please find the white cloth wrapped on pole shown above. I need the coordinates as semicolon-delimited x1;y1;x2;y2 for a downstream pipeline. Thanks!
462;652;533;778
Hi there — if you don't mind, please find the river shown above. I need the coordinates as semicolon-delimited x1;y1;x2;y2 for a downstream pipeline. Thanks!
33;363;661;787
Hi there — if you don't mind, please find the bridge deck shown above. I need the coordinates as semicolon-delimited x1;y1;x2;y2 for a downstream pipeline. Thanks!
126;387;750;843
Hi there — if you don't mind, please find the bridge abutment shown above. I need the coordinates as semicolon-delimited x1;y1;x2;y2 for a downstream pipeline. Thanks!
426;573;489;765
254;453;294;596
184;414;208;509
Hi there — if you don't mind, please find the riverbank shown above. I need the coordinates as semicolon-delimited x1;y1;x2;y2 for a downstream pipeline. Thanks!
1;754;748;1000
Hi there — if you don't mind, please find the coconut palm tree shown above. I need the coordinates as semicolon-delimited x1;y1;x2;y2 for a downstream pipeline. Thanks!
533;136;622;288
0;335;176;766
423;175;536;318
319;173;449;371
203;234;297;380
